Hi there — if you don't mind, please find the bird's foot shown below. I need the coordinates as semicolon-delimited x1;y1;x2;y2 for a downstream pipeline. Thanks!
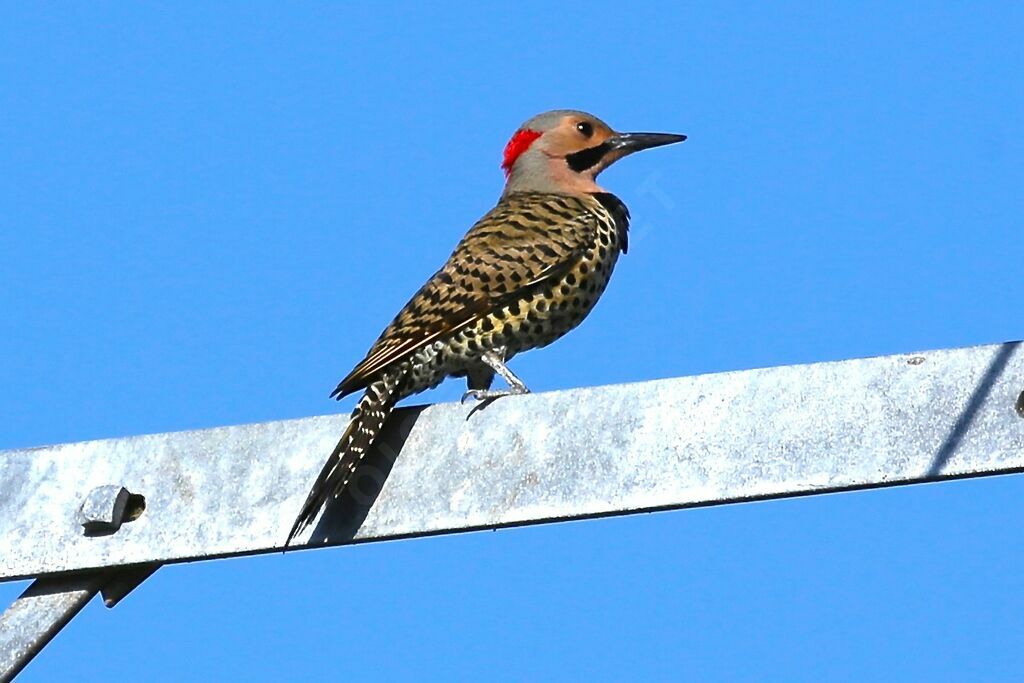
462;346;530;407
461;385;531;405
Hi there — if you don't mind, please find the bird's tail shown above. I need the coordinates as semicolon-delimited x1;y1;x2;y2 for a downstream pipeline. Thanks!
286;375;402;546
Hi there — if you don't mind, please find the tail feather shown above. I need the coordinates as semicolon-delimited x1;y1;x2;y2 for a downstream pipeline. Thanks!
286;374;401;545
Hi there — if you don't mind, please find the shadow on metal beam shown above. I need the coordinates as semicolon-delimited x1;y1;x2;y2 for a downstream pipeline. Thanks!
928;341;1022;477
307;406;426;545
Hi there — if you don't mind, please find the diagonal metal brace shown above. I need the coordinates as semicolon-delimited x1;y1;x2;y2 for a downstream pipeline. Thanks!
0;564;158;682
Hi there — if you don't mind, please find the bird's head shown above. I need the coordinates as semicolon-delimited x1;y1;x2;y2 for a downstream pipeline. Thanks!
501;109;685;196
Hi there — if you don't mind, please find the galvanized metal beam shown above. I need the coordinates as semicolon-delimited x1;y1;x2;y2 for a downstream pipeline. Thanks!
0;573;108;683
2;342;1022;583
1;341;1022;680
0;564;160;682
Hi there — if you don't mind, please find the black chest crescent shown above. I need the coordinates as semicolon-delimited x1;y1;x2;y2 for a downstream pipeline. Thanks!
590;191;631;254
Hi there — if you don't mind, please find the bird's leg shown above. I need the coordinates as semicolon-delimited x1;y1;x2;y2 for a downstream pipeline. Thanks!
461;347;531;403
481;347;530;393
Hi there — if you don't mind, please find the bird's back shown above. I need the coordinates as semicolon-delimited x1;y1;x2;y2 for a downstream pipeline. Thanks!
332;191;630;401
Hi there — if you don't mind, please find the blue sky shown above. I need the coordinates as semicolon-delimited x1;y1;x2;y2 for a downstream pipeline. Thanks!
2;2;1023;680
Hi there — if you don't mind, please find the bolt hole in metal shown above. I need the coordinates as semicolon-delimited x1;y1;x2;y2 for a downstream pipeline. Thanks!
124;493;146;521
1016;390;1024;417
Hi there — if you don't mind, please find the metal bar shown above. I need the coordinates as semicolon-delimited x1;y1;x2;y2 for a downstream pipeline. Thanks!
2;342;1023;583
100;564;161;608
0;573;107;682
0;566;159;682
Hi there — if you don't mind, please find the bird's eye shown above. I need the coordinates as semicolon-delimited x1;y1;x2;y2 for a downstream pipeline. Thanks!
576;121;594;138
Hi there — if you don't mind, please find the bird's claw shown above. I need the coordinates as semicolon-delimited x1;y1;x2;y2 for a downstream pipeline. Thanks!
461;387;530;404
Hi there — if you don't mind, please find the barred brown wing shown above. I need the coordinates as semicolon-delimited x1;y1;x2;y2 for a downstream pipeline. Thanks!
331;192;599;398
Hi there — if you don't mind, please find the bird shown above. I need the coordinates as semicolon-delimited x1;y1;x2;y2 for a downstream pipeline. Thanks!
286;109;685;545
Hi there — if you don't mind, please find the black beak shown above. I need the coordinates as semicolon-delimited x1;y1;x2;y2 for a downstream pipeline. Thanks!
565;131;686;173
607;132;687;153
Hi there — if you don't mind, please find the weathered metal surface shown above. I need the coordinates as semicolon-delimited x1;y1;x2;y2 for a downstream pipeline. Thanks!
1;342;1022;582
0;574;107;682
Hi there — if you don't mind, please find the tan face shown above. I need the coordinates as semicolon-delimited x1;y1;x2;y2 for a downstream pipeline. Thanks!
534;114;617;161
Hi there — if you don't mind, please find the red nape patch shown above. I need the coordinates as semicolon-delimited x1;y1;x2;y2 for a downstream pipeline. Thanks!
501;129;542;177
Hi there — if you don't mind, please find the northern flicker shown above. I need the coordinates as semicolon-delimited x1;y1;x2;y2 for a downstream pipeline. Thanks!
287;110;685;544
